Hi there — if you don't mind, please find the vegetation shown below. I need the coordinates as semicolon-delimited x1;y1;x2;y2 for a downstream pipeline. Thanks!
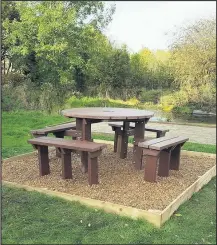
2;1;216;113
2;177;216;244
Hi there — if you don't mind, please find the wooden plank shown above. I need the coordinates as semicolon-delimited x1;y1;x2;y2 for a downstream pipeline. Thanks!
161;165;216;225
150;136;189;150
93;139;216;160
109;123;169;133
31;122;76;134
2;181;162;228
145;126;169;133
62;108;154;120
64;129;82;137
138;136;179;148
28;137;106;152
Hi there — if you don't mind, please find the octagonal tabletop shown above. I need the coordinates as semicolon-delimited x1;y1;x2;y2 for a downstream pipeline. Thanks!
61;107;154;120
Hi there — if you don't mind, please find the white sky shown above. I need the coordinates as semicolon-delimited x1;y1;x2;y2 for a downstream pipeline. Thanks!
104;1;216;53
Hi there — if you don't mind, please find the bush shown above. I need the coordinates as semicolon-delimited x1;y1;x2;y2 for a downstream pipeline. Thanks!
2;72;26;86
2;85;28;111
139;89;166;104
172;106;193;114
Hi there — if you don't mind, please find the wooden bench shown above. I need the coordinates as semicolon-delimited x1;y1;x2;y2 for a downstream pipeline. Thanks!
30;122;82;157
30;122;79;138
108;122;169;153
28;137;107;185
138;136;189;182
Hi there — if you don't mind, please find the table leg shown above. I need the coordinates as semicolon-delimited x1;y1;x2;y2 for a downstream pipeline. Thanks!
133;120;145;170
76;118;91;173
54;132;64;157
119;121;129;159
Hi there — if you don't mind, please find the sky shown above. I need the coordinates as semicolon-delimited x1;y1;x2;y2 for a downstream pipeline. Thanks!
104;1;216;53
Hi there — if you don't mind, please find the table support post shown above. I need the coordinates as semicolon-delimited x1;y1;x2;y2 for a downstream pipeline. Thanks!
76;118;91;173
119;121;129;159
54;132;64;157
133;120;145;170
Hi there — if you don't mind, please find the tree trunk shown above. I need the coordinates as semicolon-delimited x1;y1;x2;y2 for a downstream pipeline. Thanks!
6;61;12;74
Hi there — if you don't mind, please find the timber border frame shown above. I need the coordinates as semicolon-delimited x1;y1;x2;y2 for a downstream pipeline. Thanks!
2;140;216;228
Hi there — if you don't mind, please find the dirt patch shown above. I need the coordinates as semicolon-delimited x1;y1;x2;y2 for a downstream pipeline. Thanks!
2;145;215;210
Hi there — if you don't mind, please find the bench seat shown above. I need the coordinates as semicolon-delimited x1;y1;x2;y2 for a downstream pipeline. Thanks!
108;122;169;154
138;136;189;182
30;122;76;136
28;137;107;185
30;122;81;157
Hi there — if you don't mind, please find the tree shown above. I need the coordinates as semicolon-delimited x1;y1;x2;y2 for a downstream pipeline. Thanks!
2;1;20;74
170;17;216;89
3;1;115;87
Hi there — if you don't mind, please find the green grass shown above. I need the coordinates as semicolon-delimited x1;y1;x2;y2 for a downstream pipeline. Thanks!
2;178;216;244
2;111;216;244
2;111;71;158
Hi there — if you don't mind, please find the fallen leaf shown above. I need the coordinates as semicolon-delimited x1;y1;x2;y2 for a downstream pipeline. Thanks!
174;213;182;217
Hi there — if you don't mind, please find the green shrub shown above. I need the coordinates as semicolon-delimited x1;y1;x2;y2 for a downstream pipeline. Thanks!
2;72;26;87
139;89;165;104
160;90;189;107
2;85;28;111
172;106;193;114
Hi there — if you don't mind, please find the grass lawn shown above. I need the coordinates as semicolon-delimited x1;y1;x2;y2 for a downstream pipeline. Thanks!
2;111;216;244
2;179;216;244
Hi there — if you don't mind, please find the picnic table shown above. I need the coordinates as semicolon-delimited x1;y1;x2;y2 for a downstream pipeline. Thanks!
61;107;154;171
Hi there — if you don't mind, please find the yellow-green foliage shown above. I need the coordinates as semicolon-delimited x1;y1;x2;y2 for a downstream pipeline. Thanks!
159;90;189;111
66;96;137;109
66;96;158;110
125;98;140;106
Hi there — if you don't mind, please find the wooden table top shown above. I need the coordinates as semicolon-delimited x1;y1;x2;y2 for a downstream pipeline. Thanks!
61;107;154;120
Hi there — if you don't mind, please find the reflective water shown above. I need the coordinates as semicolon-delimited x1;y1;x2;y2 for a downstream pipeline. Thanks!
150;110;216;125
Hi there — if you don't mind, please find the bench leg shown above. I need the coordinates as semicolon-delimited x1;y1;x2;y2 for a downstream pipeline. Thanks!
144;155;158;182
61;149;72;179
76;118;91;173
88;156;99;185
170;145;181;170
38;146;50;176
133;121;145;170
157;132;166;138
158;150;171;177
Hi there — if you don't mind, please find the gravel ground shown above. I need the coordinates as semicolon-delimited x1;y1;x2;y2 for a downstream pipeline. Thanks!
2;145;215;211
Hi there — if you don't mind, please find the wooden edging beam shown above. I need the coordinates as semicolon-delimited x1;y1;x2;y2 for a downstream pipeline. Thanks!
2;180;162;227
2;140;216;228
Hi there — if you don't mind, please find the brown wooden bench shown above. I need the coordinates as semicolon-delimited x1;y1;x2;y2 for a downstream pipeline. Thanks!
30;122;79;138
138;136;189;182
28;136;107;185
30;122;82;157
108;122;169;153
